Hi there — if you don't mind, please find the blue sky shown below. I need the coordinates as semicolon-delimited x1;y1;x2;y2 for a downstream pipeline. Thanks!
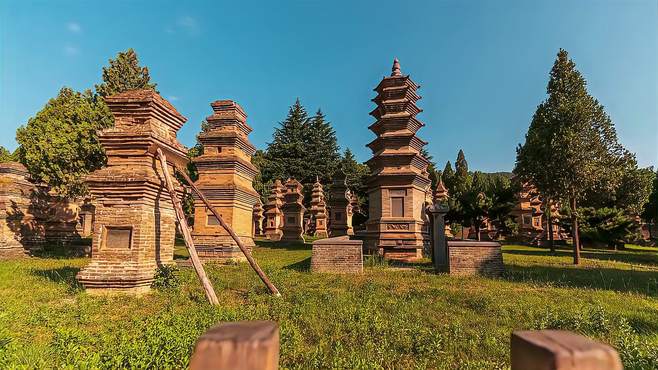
1;0;656;171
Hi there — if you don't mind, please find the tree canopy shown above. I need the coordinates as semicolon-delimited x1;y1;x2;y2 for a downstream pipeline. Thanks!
0;146;17;163
95;48;157;98
515;49;633;263
15;88;112;197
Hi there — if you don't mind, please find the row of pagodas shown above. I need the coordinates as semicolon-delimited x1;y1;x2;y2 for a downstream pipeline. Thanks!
251;173;360;245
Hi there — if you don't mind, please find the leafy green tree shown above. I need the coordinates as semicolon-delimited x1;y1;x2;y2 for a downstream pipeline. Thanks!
515;49;631;264
339;148;371;207
460;171;492;240
441;161;455;192
578;207;640;249
0;146;16;162
420;148;439;188
642;169;658;230
15;88;112;197
95;48;157;98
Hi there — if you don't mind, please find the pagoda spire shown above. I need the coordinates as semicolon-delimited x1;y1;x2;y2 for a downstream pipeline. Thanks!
391;58;401;76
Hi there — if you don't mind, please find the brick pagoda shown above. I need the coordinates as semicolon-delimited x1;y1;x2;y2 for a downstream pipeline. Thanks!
191;100;259;262
0;162;39;258
253;199;264;237
309;177;328;238
362;59;431;260
264;180;284;241
76;89;188;294
280;179;305;242
328;172;351;237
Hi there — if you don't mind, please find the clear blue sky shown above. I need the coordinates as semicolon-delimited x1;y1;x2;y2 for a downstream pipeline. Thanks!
1;0;656;171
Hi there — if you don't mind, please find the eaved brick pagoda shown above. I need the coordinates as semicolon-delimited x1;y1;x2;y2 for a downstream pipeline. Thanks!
76;89;188;294
362;59;431;260
191;100;259;263
264;180;284;241
280;178;305;242
309;177;328;238
328;172;351;237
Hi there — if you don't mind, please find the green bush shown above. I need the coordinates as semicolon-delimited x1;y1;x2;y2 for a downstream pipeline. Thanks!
151;265;181;291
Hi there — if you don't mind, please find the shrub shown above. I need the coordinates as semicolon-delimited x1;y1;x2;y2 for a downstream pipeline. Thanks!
152;265;181;291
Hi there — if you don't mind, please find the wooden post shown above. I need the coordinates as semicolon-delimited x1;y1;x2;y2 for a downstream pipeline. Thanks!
156;149;219;306
175;165;281;297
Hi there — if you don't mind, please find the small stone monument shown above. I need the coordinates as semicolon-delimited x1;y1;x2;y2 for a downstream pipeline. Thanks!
309;177;328;238
252;199;264;237
427;180;450;271
263;180;284;241
280;178;305;242
311;236;363;274
328;171;351;236
76;89;188;294
191;100;259;262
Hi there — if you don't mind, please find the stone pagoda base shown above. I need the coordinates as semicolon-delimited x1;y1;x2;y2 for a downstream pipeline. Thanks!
193;234;254;263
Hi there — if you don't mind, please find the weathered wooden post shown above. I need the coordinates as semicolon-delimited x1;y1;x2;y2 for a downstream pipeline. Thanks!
427;180;449;272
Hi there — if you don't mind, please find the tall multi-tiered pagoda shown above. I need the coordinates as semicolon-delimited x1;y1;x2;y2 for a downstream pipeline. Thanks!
280;178;305;242
309;177;328;238
191;100;260;263
328;171;351;237
363;59;431;260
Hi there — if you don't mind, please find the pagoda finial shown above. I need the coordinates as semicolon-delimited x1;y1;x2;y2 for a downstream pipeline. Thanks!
391;58;401;76
434;179;449;203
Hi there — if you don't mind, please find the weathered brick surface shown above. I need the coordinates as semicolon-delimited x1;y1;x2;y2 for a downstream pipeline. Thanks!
447;240;504;277
76;89;188;294
280;179;305;242
263;180;284;241
308;178;327;238
328;172;351;237
362;59;431;260
311;236;363;273
191;100;259;263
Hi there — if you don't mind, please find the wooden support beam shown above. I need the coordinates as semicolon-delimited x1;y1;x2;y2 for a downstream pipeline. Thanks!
157;149;220;306
174;165;281;297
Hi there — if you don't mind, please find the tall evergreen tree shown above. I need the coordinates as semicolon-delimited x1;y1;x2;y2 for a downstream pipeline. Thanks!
95;48;157;97
264;99;310;182
642;169;658;231
306;109;341;183
15;88;113;197
453;149;472;195
516;49;631;264
442;161;455;191
420;148;439;188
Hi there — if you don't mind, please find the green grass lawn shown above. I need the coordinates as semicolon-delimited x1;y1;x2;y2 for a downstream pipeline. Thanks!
1;242;658;369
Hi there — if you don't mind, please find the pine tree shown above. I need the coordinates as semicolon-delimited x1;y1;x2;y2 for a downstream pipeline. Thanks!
515;49;631;264
442;161;455;191
95;49;157;97
641;169;658;227
306;109;341;183
15;88;113;197
420;148;438;188
453;149;471;195
264;99;310;182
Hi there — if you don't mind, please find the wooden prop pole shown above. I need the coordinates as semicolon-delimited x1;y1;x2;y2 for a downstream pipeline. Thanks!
156;149;220;306
174;165;281;297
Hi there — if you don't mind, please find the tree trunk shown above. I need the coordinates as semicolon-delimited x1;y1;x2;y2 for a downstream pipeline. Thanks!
570;197;580;265
547;199;555;254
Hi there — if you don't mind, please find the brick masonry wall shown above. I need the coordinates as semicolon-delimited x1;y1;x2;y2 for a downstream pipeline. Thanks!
447;241;504;277
311;237;363;274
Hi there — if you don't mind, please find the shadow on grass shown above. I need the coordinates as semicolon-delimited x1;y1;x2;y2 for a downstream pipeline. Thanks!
255;239;311;251
285;257;311;272
505;247;658;267
505;263;658;297
31;266;82;293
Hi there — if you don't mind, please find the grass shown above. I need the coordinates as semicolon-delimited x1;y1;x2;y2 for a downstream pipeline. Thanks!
1;242;658;369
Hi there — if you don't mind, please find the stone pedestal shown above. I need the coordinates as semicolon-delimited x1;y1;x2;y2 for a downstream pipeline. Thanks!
511;330;622;370
447;240;504;276
191;100;259;263
362;59;431;260
280;179;305;242
311;236;363;273
190;321;279;370
76;89;188;294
